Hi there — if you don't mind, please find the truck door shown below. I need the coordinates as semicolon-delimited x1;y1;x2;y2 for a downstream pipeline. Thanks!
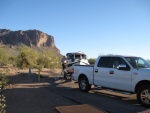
108;57;132;91
94;57;111;87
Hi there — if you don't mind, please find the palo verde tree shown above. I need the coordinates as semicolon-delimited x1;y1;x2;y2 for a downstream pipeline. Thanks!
0;48;9;66
17;46;39;68
37;50;61;68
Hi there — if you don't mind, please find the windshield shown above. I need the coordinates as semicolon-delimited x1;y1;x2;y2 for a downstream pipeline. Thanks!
81;55;87;59
74;54;87;59
75;55;81;59
125;57;150;69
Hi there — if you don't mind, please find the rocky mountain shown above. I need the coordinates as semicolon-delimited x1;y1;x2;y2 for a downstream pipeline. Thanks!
0;29;60;53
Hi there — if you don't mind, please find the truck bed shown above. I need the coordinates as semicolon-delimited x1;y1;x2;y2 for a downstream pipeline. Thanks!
73;65;94;84
73;65;93;67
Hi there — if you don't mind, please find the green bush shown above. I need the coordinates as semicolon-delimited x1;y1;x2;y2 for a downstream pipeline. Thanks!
17;46;39;68
88;58;96;65
0;48;9;66
0;46;62;69
37;50;61;68
0;73;8;113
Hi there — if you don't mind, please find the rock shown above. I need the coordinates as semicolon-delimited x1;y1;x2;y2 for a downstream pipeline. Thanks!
0;29;60;53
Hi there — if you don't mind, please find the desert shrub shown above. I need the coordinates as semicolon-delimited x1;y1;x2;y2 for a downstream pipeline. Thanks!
0;45;62;68
37;50;61;68
88;58;96;65
0;48;9;66
0;73;8;113
8;56;17;66
17;46;38;68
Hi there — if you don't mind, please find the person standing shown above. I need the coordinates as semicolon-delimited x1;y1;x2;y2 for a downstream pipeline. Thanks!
61;56;67;79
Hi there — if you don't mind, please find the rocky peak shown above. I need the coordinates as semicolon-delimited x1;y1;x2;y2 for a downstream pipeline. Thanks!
0;29;60;53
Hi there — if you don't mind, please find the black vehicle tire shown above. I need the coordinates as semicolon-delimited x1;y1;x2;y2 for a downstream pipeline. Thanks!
137;85;150;108
79;76;91;92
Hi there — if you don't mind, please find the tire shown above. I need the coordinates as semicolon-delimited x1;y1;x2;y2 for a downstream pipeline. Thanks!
79;76;91;92
137;85;150;107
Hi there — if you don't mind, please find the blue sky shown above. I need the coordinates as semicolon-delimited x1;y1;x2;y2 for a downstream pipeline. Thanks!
0;0;150;59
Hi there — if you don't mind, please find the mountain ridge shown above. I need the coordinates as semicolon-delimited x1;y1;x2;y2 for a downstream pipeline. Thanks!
0;29;60;54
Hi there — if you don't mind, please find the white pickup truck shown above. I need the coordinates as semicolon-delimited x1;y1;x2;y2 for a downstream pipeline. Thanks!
72;55;150;107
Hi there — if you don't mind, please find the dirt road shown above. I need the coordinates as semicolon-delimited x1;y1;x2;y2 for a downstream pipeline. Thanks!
3;68;150;113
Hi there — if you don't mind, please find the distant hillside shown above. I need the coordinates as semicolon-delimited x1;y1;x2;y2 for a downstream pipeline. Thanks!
0;29;60;54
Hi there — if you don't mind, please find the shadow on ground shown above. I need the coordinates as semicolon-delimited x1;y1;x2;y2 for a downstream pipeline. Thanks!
4;72;150;113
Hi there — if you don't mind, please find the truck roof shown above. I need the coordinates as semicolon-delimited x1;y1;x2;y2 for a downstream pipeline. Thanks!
99;55;138;58
66;51;86;56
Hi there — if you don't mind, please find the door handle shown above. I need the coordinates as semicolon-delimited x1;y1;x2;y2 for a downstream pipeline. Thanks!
110;70;114;74
95;69;98;73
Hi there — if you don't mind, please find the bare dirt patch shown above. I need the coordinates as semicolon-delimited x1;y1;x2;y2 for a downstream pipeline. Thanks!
3;67;78;113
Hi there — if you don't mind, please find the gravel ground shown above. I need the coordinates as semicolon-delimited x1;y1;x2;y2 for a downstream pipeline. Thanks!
4;71;78;113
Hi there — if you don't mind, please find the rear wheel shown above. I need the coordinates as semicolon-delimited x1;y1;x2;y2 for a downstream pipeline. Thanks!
79;76;91;92
137;85;150;107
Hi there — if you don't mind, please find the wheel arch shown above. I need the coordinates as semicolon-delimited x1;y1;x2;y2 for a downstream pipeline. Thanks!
135;80;150;93
78;74;88;82
78;74;91;92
